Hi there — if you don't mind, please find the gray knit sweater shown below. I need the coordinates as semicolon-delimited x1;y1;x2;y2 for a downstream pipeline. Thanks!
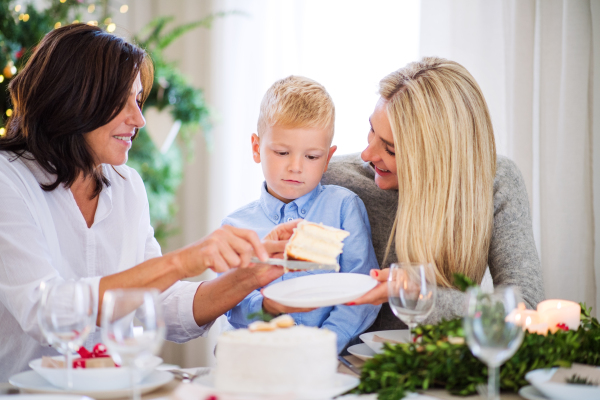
322;153;545;331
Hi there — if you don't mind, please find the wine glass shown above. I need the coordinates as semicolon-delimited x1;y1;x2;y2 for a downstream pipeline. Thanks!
101;289;165;400
37;280;95;390
387;262;437;342
463;286;524;400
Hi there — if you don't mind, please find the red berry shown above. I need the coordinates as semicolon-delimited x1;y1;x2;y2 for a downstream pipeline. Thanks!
205;396;218;400
77;346;92;358
556;323;569;331
93;343;108;357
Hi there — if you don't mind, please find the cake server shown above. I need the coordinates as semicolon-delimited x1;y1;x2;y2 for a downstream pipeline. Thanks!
250;257;339;271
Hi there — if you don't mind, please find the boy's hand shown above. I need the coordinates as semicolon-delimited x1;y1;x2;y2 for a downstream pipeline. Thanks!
261;289;316;314
262;219;301;258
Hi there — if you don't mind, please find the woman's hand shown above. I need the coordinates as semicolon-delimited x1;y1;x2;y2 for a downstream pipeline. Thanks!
176;225;269;276
261;289;316;315
347;268;389;305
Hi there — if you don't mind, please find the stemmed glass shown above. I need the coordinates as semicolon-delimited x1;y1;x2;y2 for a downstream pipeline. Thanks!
463;286;524;400
101;289;165;400
387;262;437;342
37;280;95;390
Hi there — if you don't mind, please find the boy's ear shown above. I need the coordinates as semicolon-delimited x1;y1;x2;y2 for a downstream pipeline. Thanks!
323;145;337;173
251;133;261;163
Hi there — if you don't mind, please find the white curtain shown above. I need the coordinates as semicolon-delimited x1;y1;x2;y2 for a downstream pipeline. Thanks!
420;0;600;312
202;0;420;230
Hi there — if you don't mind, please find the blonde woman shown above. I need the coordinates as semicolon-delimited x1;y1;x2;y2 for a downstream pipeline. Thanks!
322;57;544;331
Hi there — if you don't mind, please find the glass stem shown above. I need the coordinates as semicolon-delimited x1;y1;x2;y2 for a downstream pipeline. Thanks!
487;365;500;400
131;362;141;400
408;323;417;343
66;349;73;390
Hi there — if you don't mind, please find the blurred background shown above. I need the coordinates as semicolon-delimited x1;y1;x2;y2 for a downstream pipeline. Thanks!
0;0;598;367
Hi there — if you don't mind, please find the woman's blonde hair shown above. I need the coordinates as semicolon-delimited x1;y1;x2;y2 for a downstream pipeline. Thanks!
381;57;496;288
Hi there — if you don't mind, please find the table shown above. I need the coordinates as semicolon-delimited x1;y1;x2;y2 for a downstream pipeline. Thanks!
0;359;526;399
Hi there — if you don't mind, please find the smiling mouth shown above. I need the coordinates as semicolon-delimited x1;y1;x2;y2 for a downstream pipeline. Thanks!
370;162;390;173
113;135;132;143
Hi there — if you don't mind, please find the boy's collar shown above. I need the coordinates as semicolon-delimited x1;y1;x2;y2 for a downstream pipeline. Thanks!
259;182;324;223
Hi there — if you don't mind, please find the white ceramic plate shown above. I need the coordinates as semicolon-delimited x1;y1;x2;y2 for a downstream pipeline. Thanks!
519;385;549;400
195;370;359;400
525;367;600;400
28;355;162;391
360;330;411;353
347;343;376;361
262;273;377;308
0;396;93;400
9;370;173;399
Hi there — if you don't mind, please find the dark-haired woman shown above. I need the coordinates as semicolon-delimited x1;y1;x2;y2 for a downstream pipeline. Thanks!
0;24;293;381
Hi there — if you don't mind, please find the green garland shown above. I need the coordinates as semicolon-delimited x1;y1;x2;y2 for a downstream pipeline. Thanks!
355;278;600;399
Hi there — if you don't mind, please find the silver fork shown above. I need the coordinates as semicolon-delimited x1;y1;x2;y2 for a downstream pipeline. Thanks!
169;368;211;383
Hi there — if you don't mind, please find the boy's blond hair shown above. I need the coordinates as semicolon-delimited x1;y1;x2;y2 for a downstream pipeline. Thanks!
257;75;335;139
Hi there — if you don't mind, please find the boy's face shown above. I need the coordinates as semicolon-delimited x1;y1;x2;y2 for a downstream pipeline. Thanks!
252;125;337;204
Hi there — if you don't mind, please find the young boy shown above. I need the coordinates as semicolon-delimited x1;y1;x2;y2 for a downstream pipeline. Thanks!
222;76;380;353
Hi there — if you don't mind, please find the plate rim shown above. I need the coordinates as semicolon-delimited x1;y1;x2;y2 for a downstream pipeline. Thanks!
9;369;173;399
347;343;376;360
263;273;377;308
195;370;358;399
360;329;410;343
519;385;549;400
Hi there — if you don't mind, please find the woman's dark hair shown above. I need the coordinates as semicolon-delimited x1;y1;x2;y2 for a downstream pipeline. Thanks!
0;24;153;197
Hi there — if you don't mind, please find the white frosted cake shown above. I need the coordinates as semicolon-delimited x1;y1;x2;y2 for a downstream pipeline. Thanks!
285;220;350;265
214;325;337;395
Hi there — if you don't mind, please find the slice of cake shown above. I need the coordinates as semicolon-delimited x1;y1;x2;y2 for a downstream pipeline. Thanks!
284;220;350;265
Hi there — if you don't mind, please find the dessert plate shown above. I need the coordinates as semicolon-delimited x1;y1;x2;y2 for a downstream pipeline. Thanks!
263;273;377;308
195;370;359;400
359;330;411;353
519;385;550;400
347;343;376;361
29;355;162;391
525;367;600;400
9;370;173;399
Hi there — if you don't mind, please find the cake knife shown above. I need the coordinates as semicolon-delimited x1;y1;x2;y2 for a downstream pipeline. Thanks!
250;257;339;271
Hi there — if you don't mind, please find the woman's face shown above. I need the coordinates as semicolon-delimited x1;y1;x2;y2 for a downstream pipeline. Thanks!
84;74;145;166
361;97;398;190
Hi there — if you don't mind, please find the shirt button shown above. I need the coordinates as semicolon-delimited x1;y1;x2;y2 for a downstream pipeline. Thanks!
287;218;293;222
275;215;279;220
301;209;306;214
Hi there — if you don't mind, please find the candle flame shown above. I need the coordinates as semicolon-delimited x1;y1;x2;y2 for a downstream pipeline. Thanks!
525;316;532;327
557;302;562;309
515;313;521;322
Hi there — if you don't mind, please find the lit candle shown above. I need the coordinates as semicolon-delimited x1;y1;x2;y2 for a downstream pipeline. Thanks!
537;299;580;333
525;320;549;336
505;303;541;330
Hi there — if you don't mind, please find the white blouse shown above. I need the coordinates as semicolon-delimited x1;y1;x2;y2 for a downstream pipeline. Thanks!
0;152;210;382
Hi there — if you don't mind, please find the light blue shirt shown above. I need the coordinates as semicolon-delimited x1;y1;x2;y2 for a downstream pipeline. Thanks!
222;182;381;353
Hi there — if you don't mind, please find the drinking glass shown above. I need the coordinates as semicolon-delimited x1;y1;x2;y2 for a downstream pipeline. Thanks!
387;262;437;342
37;280;94;390
101;289;165;400
463;286;524;400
